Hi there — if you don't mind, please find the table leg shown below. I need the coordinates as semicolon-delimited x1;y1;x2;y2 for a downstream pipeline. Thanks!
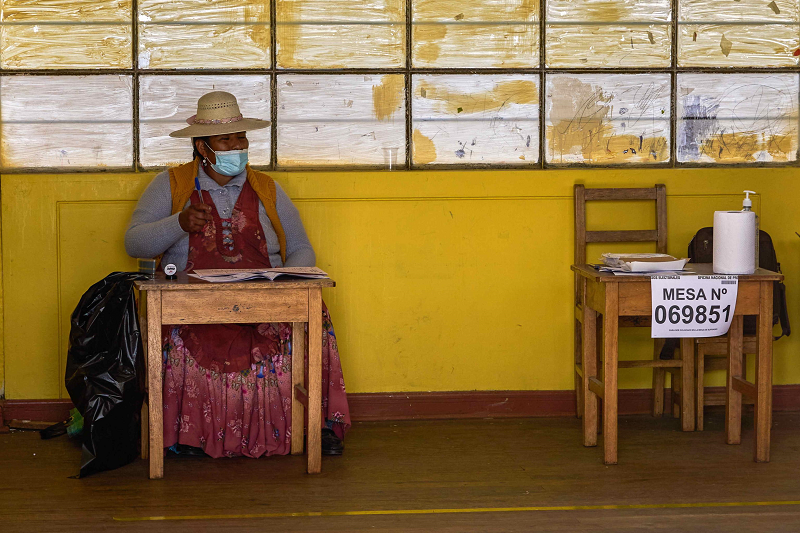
726;315;743;446
603;283;619;465
146;290;163;479
755;281;774;463
307;288;323;474
291;321;305;455
679;338;695;431
138;292;149;461
581;279;598;447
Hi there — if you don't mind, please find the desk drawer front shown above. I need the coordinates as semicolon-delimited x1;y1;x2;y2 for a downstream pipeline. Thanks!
161;289;309;324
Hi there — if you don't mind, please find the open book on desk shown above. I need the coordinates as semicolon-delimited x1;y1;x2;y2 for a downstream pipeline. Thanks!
189;267;329;283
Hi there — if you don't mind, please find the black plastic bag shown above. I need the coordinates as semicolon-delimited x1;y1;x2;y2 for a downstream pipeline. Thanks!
65;272;149;477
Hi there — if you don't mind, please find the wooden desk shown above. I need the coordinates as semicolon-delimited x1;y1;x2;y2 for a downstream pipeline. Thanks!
135;274;335;479
572;264;782;465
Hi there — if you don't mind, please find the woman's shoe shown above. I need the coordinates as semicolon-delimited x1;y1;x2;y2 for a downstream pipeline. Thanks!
321;428;344;455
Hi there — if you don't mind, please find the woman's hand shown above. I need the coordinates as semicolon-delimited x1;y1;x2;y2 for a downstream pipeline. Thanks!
179;204;212;233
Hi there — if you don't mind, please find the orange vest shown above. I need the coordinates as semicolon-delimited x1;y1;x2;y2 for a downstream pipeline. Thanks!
167;158;287;264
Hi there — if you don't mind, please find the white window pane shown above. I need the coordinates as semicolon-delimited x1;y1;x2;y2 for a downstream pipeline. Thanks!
277;74;405;167
1;0;132;69
678;0;800;67
412;0;539;68
546;0;671;67
678;24;800;68
679;0;799;22
138;0;269;69
412;75;539;165
545;74;671;165
546;24;671;68
1;75;133;168
139;76;271;168
277;0;405;68
548;0;671;22
677;74;799;163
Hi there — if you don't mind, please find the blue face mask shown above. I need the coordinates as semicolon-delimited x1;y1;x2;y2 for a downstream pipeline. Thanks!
205;143;248;176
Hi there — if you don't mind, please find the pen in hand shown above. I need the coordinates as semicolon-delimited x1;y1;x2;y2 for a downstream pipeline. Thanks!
195;176;205;205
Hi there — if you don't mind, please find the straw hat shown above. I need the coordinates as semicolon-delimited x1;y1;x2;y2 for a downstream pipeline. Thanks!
169;91;269;138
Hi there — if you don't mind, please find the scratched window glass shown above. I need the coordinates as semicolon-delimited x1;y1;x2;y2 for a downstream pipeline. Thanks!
138;0;270;69
678;0;800;67
545;74;671;165
277;75;405;167
412;75;539;165
412;0;539;68
139;76;271;168
546;0;671;68
677;74;798;163
277;0;405;69
0;0;132;69
0;75;133;168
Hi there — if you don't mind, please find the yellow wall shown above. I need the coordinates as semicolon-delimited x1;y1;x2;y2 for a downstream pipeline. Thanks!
1;168;797;399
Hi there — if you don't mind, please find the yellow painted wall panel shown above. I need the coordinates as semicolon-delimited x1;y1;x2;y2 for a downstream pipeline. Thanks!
3;168;800;399
56;201;138;398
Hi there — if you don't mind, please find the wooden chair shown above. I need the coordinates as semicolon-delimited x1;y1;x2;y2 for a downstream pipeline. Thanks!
694;337;756;430
574;184;686;420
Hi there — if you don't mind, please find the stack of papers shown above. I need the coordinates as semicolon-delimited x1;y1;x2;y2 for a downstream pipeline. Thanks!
598;253;689;274
189;267;329;283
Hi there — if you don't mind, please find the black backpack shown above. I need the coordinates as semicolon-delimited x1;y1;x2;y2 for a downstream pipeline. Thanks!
660;229;790;360
687;227;790;339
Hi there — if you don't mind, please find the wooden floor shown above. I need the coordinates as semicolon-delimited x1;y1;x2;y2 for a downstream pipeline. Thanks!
4;410;800;532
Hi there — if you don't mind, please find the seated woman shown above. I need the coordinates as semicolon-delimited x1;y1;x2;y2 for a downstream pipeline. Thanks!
125;91;350;457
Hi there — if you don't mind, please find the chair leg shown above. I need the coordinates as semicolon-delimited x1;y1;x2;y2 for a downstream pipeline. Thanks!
696;345;705;431
575;318;583;419
652;339;665;417
672;368;681;419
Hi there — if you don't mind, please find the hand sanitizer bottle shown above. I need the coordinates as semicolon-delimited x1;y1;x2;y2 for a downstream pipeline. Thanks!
743;190;759;271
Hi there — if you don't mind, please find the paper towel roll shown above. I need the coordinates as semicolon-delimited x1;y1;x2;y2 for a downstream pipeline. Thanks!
713;210;756;274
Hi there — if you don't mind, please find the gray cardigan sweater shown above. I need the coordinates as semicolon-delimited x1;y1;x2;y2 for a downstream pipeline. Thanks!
125;166;315;270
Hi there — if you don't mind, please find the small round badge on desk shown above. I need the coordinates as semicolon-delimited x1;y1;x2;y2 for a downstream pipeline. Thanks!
164;263;178;280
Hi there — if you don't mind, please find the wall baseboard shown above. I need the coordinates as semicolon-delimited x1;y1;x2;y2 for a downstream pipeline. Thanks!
0;401;10;433
5;385;800;425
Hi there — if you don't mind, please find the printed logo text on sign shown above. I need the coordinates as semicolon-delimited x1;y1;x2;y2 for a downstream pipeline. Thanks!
650;275;738;338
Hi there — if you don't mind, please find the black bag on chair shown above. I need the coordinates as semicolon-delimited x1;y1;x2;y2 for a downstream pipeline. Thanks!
65;272;149;477
660;229;790;359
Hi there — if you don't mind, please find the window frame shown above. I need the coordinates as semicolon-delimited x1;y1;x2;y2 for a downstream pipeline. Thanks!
0;0;797;172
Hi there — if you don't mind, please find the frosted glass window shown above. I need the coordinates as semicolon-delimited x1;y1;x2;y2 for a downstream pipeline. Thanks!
138;0;270;69
277;75;405;167
677;74;799;163
545;74;671;165
139;76;271;168
0;76;133;168
0;0;132;69
546;0;671;68
412;75;539;165
277;0;405;69
678;0;800;67
412;0;539;68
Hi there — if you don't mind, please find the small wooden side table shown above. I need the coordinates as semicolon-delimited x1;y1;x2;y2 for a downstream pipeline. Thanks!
135;274;335;479
572;264;781;464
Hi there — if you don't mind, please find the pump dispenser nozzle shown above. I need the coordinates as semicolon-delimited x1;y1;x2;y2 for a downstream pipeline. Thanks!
743;190;755;210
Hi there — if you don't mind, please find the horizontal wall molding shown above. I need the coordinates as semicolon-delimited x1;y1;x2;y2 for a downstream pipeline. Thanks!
6;386;800;425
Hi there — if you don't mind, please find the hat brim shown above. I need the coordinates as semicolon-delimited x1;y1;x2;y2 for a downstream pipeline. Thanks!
169;118;270;138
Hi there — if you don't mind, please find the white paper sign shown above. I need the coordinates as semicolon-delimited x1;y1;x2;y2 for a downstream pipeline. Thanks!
650;275;739;338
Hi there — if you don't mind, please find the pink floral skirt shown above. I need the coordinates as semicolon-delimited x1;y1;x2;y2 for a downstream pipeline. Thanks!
162;307;350;458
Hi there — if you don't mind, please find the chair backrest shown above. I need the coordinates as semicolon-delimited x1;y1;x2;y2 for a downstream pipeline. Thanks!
574;184;667;304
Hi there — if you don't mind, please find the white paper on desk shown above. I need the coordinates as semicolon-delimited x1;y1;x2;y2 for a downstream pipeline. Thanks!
650;275;738;338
